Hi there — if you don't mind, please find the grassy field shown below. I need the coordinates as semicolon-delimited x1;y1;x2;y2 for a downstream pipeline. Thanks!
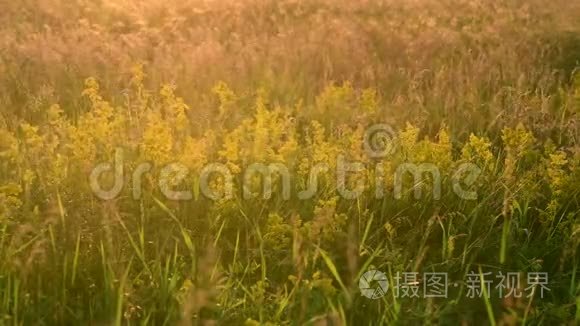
0;0;579;324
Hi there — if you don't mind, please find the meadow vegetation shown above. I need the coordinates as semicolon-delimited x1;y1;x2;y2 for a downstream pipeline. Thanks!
0;0;579;324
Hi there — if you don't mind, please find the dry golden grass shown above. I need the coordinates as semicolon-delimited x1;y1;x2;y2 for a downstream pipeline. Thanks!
0;0;579;324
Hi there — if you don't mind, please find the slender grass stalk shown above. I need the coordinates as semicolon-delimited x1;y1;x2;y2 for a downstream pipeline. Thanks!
115;258;133;326
71;232;81;285
479;266;496;326
499;217;509;265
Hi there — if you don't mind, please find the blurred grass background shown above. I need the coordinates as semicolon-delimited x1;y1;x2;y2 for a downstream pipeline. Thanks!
0;0;579;325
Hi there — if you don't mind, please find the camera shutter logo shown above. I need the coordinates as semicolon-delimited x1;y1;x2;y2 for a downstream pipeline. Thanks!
359;270;389;299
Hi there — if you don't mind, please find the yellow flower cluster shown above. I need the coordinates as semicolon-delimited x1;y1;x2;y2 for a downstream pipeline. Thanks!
218;87;299;172
69;77;126;166
461;134;494;170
